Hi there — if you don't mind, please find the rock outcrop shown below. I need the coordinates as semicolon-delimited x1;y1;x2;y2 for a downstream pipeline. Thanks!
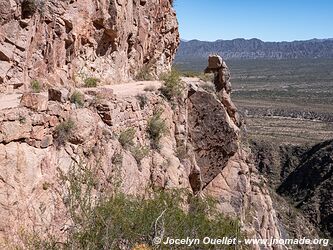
187;89;239;191
205;55;241;126
0;74;288;249
0;89;191;247
0;0;179;92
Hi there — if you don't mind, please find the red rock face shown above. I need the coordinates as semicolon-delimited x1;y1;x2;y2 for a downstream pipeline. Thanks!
0;0;179;92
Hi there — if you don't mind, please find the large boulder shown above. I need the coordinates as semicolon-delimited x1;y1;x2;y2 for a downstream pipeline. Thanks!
205;54;223;70
20;93;48;111
67;108;99;145
187;90;239;189
48;88;69;103
0;120;31;143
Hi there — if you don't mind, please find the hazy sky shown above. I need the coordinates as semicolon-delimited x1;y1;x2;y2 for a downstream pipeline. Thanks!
174;0;333;42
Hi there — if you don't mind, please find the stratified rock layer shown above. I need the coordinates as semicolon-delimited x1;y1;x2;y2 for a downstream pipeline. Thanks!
0;0;179;92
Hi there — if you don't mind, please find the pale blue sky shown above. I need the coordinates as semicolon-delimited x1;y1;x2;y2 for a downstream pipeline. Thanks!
174;0;333;42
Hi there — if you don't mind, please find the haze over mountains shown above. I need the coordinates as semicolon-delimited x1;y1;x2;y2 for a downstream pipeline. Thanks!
175;38;333;61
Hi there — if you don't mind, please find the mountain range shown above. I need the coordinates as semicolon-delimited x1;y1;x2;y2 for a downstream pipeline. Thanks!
175;38;333;61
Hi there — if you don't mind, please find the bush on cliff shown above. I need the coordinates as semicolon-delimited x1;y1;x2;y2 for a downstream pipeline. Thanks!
65;191;241;250
159;69;184;101
21;0;37;18
147;110;167;149
84;77;100;88
23;159;243;250
54;119;75;146
31;79;41;93
119;127;136;149
70;91;84;107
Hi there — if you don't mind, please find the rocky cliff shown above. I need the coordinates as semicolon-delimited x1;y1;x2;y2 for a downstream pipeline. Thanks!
0;0;179;92
0;58;289;249
0;1;322;249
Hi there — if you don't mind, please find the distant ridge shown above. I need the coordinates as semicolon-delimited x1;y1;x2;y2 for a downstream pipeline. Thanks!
175;38;333;62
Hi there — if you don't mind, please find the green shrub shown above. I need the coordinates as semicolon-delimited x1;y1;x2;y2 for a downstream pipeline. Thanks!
54;119;75;146
147;111;167;149
19;233;59;250
130;146;149;163
136;93;148;109
118;127;136;149
70;91;84;107
21;0;37;18
23;159;244;250
31;80;41;93
159;70;184;101
179;71;214;83
84;77;100;88
64;191;242;250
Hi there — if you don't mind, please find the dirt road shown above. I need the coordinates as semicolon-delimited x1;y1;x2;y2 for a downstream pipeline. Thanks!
0;80;163;110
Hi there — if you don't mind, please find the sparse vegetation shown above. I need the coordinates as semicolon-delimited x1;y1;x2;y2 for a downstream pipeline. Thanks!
54;119;75;146
177;58;333;144
147;110;167;149
21;0;37;18
23;151;243;250
118;127;136;149
19;115;27;124
84;77;100;88
198;73;214;83
31;80;41;93
159;69;184;101
33;188;242;249
67;191;241;250
118;127;149;163
70;91;84;107
131;146;149;164
136;93;148;109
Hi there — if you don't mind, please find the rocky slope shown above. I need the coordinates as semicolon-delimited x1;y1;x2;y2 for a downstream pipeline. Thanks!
278;140;333;238
175;38;333;62
0;0;179;93
0;66;288;249
251;140;333;239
